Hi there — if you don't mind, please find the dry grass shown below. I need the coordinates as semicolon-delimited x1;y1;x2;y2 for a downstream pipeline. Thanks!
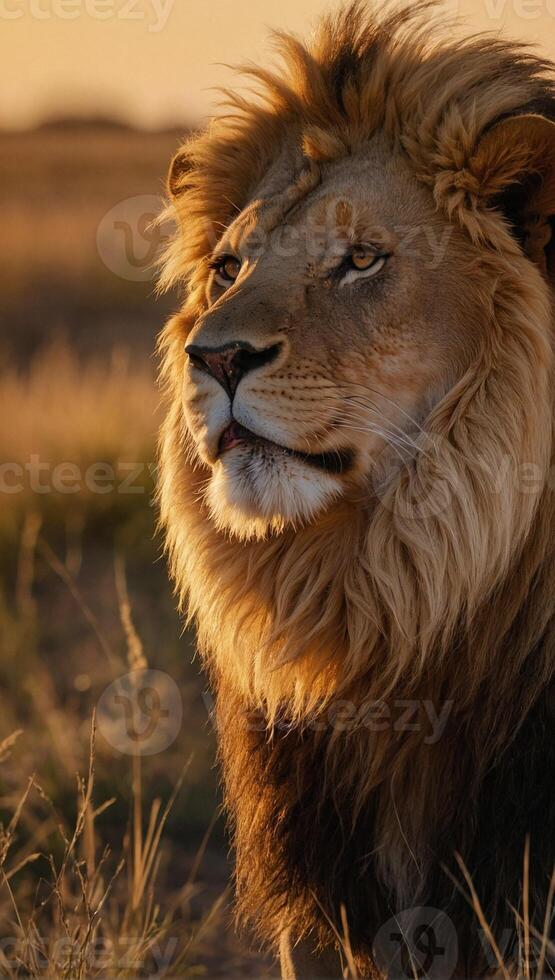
0;344;158;465
445;853;555;980
0;577;224;980
0;342;159;543
0;123;274;977
0;346;276;978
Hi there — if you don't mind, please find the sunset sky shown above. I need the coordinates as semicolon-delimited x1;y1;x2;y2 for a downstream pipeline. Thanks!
7;0;555;130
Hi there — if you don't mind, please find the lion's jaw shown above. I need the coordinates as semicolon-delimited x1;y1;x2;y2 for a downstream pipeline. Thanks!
206;443;343;541
183;357;349;540
181;148;475;540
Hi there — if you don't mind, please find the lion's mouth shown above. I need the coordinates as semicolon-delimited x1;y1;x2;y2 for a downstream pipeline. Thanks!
218;422;353;476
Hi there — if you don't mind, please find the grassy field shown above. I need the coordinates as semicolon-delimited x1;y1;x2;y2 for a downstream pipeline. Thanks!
2;123;548;980
0;125;276;978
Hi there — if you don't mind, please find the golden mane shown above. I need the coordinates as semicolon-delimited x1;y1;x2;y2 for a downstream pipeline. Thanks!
159;0;554;721
158;2;555;969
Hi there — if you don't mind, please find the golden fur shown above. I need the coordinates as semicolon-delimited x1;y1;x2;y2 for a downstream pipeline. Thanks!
158;3;555;971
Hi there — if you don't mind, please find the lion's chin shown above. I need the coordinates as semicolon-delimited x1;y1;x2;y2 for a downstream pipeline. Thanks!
205;445;342;541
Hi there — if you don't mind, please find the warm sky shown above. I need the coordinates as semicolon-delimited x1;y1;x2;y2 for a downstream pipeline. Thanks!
7;0;555;130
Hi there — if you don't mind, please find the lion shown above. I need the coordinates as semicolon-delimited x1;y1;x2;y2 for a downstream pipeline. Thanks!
158;3;555;976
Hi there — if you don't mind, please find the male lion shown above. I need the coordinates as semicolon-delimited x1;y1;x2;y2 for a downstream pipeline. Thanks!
158;3;555;976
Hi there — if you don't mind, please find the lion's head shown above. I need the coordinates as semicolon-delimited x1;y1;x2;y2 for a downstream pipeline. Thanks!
176;141;481;541
159;2;555;724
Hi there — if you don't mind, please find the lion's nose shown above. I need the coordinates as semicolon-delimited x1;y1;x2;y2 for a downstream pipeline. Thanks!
185;340;281;398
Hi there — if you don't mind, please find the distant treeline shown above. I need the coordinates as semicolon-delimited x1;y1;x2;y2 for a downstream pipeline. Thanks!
0;113;195;137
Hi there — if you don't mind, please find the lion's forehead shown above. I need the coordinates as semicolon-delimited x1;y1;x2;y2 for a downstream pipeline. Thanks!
222;147;439;264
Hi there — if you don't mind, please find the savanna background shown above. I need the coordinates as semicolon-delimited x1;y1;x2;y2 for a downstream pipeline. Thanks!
2;0;555;975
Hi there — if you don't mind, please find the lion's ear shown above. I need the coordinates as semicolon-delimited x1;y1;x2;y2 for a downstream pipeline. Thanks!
167;147;194;200
472;113;555;277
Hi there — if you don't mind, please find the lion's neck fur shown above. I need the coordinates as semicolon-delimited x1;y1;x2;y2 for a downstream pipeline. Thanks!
159;257;555;910
169;473;555;930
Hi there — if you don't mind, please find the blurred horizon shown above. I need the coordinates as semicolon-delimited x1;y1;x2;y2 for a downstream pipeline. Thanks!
6;0;555;133
0;111;190;134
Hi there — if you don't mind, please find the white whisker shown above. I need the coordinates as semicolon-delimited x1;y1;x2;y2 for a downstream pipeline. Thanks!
338;411;423;456
339;420;409;465
338;383;427;434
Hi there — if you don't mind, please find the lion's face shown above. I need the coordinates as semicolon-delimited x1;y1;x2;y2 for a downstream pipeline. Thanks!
182;140;477;539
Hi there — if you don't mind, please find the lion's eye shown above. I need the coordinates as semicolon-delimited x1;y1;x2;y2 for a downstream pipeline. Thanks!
340;245;388;286
212;254;242;287
349;246;382;271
